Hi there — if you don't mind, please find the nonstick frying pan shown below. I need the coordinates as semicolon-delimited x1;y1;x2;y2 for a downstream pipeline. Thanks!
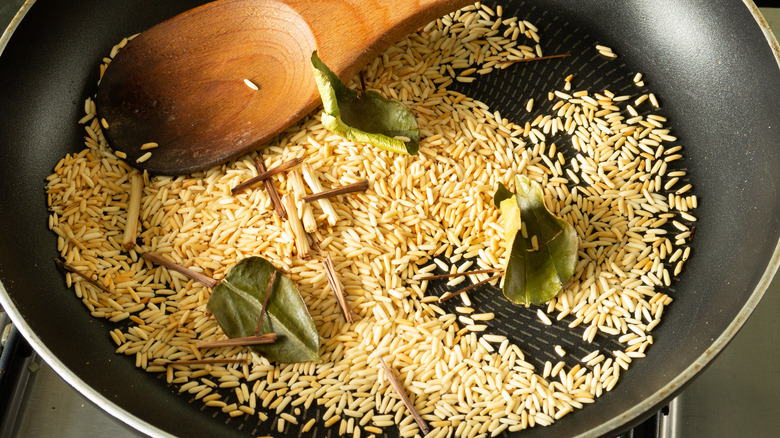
0;0;778;437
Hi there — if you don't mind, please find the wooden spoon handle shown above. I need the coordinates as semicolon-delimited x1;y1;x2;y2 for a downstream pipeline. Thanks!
286;0;478;78
98;0;478;174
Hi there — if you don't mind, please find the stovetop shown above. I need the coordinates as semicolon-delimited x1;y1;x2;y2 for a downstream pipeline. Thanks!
1;2;778;438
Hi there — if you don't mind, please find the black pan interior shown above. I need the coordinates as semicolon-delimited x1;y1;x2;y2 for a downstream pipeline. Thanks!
0;0;778;437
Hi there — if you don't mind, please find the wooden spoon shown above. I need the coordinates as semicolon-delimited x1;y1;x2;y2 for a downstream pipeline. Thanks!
96;0;475;175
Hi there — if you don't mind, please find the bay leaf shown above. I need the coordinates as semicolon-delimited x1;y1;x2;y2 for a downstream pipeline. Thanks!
207;256;321;363
311;51;419;155
495;176;578;307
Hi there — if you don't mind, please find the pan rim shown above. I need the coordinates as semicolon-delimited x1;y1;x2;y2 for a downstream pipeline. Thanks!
0;2;175;436
744;0;780;70
584;241;780;437
0;0;31;53
0;287;176;438
0;1;778;437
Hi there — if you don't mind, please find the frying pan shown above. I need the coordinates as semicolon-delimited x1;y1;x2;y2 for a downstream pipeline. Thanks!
0;0;778;437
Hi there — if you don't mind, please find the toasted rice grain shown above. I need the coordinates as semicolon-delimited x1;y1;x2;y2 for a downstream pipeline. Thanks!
46;2;697;436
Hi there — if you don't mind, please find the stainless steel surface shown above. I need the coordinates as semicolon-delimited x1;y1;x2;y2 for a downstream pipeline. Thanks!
0;2;778;438
9;356;145;438
663;273;780;437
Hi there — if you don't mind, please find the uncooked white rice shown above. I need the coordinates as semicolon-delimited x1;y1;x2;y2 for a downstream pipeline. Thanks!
135;151;152;163
46;2;697;437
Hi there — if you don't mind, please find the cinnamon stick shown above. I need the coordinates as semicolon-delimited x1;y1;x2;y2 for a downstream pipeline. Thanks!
378;357;429;435
420;268;504;280
140;252;219;289
256;157;287;219
323;253;354;323
160;358;248;366
195;333;277;349
255;271;276;335
231;157;303;195
438;273;504;303
53;258;111;294
302;180;369;203
497;53;571;68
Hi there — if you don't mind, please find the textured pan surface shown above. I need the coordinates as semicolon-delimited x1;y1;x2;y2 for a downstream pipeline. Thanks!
0;0;778;437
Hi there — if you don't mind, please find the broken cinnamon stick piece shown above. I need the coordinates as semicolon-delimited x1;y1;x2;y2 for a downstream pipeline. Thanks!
420;268;504;280
195;333;277;349
378;357;430;435
323;253;354;323
140;252;219;289
283;194;310;259
255;271;277;335
438;273;504;303
301;163;339;226
160;358;248;366
257;157;287;219
303;180;369;203
53;258;111;294
497;53;571;68
231;156;303;195
122;172;143;251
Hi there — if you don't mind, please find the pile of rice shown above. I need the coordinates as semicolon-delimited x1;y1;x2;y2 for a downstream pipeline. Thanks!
46;2;696;437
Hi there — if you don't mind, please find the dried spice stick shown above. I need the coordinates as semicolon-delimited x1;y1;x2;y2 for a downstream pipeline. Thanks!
159;358;248;366
54;258;111;294
122;172;143;251
289;169;317;232
301;163;339;226
323;253;353;323
231;156;303;195
497;53;571;68
256;157;287;219
303;180;369;203
255;271;277;335
420;267;504;280
378;357;429;435
283;194;310;259
195;333;277;349
439;273;504;303
141;252;283;350
141;252;218;288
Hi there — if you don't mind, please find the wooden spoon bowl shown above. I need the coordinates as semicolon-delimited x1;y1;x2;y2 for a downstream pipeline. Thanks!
97;0;473;175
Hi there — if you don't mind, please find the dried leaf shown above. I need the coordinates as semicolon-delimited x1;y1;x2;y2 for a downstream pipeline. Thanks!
494;176;578;307
311;51;419;155
207;257;320;363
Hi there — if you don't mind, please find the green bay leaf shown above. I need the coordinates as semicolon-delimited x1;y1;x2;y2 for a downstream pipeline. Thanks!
206;257;320;363
493;182;514;207
311;51;419;155
498;176;578;307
